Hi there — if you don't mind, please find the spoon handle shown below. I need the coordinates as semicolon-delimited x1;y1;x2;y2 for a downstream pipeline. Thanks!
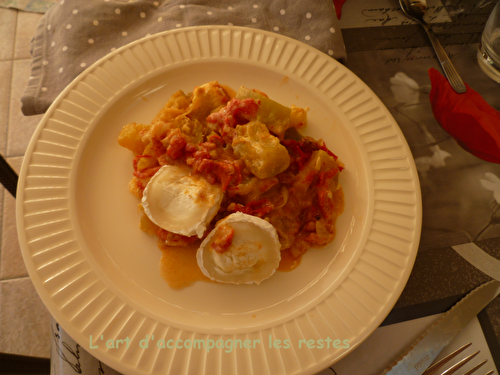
423;25;467;93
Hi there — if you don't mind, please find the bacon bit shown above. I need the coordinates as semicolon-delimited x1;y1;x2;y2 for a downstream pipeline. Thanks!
167;134;187;159
185;140;220;160
185;142;197;153
207;98;260;141
193;150;212;160
183;138;242;190
198;141;217;151
207;133;224;147
197;159;239;191
211;224;234;253
229;199;274;218
207;98;260;127
185;156;195;167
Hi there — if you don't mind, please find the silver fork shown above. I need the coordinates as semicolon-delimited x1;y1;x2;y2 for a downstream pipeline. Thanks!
421;343;494;375
398;0;467;94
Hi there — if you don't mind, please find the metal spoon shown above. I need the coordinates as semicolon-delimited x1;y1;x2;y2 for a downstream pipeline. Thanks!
399;0;467;93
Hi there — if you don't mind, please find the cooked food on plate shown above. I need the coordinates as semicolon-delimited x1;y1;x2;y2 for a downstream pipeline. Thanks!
197;212;281;285
118;81;344;288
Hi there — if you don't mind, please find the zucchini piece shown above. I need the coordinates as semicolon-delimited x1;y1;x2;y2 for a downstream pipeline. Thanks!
235;87;291;139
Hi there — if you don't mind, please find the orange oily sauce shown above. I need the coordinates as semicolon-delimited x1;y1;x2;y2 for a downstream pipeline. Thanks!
158;240;212;289
159;186;344;289
278;186;344;272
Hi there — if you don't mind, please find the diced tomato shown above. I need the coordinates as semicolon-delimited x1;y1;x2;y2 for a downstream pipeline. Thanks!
193;150;212;160
196;159;240;191
229;199;274;218
281;138;318;171
319;141;339;161
198;141;217;151
185;143;197;153
151;135;167;158
167;134;187;159
207;98;260;127
207;133;223;146
211;224;234;253
207;98;260;140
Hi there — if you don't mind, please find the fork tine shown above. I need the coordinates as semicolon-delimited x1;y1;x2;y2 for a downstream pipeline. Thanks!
422;343;472;375
399;0;411;14
440;351;479;375
460;359;487;375
484;371;494;375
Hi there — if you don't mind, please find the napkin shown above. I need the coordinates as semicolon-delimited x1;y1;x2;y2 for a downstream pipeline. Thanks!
0;0;56;12
21;0;347;116
428;67;500;164
333;0;346;19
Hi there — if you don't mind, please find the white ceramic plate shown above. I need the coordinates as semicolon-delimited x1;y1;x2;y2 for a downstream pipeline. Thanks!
17;26;421;375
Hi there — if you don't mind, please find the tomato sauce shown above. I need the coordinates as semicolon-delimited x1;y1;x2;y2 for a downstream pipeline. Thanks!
159;240;211;289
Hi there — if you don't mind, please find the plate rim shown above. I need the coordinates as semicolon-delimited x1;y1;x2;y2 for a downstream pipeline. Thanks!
16;25;422;375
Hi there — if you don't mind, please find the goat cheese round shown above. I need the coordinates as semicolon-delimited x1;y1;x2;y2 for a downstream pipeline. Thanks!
142;164;223;238
196;212;281;285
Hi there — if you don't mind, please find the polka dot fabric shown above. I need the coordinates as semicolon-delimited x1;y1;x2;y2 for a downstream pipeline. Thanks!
21;0;346;116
